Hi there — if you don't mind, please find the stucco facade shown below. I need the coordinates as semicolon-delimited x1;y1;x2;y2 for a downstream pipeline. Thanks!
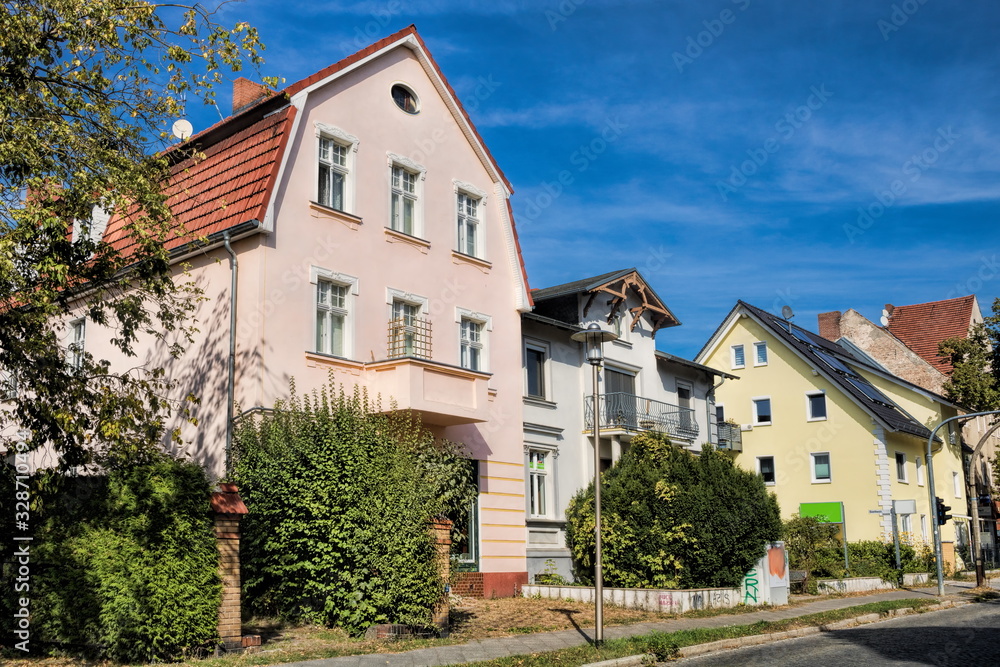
520;270;733;582
46;28;532;589
697;302;967;566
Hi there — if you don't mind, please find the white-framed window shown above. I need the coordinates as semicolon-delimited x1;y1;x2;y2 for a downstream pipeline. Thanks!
1;366;16;400
524;340;549;400
715;404;725;422
457;192;482;258
895;452;908;483
390;165;418;235
916;456;925;486
316;280;348;356
318;137;349;210
311;268;358;358
806;391;827;421
66;318;86;371
921;514;928;541
752;396;772;425
757;456;776;485
731;344;745;369
315;123;358;212
953;471;962;498
460;318;484;371
677;381;694;432
900;513;912;534
811;452;831;483
754;341;768;366
528;449;551;518
391;299;421;357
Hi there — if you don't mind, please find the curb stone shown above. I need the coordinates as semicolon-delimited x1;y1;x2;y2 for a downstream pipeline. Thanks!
579;654;655;667
673;602;969;661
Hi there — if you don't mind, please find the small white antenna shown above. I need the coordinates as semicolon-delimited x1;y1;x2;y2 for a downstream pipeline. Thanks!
172;119;193;141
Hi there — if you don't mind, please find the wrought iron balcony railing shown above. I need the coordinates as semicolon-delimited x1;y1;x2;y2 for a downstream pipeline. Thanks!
387;316;432;359
584;392;699;441
716;421;743;452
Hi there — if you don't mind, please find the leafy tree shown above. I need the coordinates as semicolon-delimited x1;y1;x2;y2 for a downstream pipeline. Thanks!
231;383;478;635
0;1;272;469
565;432;782;589
939;297;1000;412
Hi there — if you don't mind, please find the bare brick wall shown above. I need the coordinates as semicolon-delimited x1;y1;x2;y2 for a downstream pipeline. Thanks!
431;519;452;633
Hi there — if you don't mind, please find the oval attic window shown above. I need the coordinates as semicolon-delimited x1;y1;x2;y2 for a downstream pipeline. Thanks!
391;84;419;114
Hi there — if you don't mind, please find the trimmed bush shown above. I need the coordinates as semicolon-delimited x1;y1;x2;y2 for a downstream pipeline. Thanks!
566;432;782;589
231;383;477;635
0;458;221;661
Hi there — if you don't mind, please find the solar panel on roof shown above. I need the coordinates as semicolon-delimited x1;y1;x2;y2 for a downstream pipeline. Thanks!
814;350;853;374
845;376;894;406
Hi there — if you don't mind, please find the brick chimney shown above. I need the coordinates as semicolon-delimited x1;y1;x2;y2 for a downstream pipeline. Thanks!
818;311;842;341
232;77;271;114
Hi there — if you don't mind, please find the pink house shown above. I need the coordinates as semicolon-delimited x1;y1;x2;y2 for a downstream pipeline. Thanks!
72;26;532;595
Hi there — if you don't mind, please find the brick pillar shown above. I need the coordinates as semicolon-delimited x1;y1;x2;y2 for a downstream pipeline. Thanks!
431;518;452;636
210;484;249;651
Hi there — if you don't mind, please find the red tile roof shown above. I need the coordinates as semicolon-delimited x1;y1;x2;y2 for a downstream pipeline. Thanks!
886;295;977;374
104;105;294;255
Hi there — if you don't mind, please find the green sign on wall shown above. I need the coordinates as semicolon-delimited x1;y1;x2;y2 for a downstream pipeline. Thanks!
799;501;844;523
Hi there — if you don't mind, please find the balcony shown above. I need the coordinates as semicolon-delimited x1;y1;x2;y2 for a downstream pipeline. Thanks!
365;356;490;426
584;392;698;441
716;422;743;452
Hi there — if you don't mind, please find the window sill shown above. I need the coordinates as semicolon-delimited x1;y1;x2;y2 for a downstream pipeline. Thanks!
807;417;828;422
309;201;363;230
612;339;632;349
753;363;768;367
385;227;430;253
732;365;745;371
451;250;492;272
898;480;909;485
811;479;832;484
764;481;776;487
754;421;772;427
523;396;557;409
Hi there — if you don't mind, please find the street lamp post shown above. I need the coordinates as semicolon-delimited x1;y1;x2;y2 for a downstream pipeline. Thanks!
926;410;1000;596
571;322;617;645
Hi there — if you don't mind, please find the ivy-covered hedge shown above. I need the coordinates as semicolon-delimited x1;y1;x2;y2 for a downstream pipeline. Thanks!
0;457;221;662
231;384;476;635
566;432;782;589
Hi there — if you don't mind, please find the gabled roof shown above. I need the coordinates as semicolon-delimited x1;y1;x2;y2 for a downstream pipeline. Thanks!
885;295;979;374
531;268;680;337
654;350;738;380
701;301;943;441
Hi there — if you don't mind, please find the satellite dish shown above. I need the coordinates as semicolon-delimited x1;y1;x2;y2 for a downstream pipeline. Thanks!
880;315;890;326
172;119;193;141
781;305;794;320
881;308;889;319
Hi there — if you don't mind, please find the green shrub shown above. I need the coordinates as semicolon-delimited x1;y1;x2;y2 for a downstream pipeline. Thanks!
0;458;220;661
231;383;477;635
565;433;782;589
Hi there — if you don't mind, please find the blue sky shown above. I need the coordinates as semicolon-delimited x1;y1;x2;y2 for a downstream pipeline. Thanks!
192;1;1000;359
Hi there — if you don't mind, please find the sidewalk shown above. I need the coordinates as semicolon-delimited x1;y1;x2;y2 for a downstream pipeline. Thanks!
278;582;976;667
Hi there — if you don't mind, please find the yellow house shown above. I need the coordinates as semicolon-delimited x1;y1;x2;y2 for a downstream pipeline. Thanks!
696;301;968;567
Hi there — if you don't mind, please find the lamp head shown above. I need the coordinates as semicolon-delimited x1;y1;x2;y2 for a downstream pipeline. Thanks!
571;322;618;366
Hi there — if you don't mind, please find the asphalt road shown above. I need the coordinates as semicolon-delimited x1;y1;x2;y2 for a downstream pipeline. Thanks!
675;601;1000;666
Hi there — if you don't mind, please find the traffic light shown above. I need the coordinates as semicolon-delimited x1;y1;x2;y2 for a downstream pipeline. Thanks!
935;496;953;526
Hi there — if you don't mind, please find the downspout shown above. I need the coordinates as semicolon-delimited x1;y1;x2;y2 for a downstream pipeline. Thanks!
223;230;238;476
